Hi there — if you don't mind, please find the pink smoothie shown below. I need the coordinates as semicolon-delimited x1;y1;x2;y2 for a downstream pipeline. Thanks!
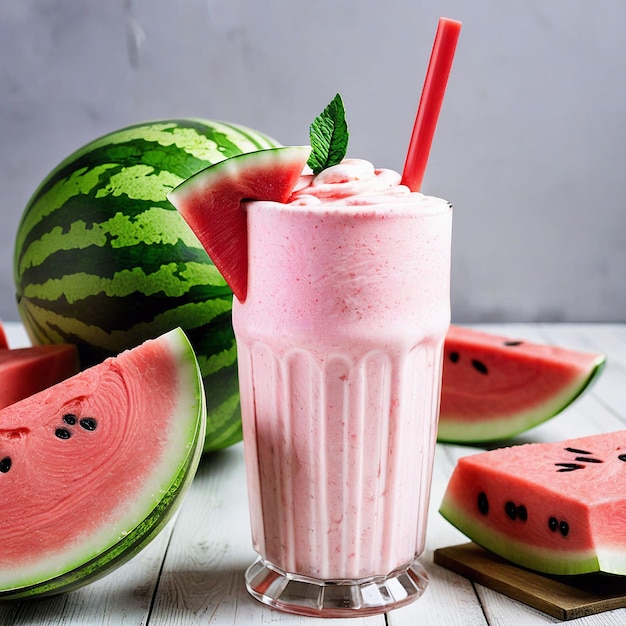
234;158;452;581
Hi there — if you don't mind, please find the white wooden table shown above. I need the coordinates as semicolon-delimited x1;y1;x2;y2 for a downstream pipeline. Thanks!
1;322;625;625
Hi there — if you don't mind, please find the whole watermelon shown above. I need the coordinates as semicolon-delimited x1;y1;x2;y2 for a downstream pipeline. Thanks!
13;118;280;452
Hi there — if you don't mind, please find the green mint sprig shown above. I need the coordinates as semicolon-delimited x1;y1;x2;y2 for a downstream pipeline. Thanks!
307;93;349;175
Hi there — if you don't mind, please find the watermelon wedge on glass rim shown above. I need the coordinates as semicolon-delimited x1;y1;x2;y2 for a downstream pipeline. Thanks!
0;327;204;599
167;146;311;302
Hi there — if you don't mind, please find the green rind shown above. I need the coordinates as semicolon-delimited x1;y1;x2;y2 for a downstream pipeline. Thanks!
17;286;233;352
14;118;279;452
439;499;600;575
0;328;206;599
437;356;607;443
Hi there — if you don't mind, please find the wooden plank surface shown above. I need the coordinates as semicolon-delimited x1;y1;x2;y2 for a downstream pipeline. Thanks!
1;323;626;625
434;543;626;621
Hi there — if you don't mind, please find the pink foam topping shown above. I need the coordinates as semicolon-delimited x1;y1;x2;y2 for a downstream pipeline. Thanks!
289;158;442;208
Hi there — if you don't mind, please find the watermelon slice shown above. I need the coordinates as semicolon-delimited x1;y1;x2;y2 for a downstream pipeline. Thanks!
440;431;626;575
0;327;205;599
0;344;80;409
167;146;311;302
437;326;606;443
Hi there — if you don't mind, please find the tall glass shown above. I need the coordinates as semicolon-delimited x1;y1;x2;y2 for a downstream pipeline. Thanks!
233;189;452;617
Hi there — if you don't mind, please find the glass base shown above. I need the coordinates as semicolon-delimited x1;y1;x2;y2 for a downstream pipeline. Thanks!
244;558;429;617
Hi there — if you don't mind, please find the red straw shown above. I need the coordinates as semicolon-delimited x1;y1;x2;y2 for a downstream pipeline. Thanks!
401;17;462;192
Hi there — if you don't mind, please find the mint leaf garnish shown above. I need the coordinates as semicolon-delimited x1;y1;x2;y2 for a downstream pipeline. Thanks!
307;93;349;175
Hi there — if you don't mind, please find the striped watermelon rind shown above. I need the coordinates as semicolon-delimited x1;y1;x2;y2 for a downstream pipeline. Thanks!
14;118;281;452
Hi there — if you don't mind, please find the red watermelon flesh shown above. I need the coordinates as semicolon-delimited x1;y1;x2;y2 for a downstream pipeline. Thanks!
0;344;79;409
0;327;204;598
440;431;626;575
167;146;311;303
0;322;7;349
438;325;606;442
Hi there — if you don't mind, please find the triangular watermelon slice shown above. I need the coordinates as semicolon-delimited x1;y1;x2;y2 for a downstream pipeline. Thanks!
437;326;606;443
167;146;311;302
440;431;626;575
0;327;205;599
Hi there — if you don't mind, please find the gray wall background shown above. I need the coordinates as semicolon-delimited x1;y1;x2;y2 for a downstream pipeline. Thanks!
2;1;625;323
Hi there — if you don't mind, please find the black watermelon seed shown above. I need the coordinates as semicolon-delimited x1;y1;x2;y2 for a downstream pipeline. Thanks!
471;359;488;375
505;501;517;520
477;491;489;515
62;414;77;425
449;351;460;363
574;456;603;464
548;517;559;532
555;462;585;472
503;340;523;346
565;447;592;455
559;521;569;537
619;454;626;463
0;457;11;473
55;428;72;440
517;505;528;522
79;417;97;431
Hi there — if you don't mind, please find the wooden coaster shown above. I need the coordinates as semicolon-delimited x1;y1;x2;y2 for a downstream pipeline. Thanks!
434;543;626;621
